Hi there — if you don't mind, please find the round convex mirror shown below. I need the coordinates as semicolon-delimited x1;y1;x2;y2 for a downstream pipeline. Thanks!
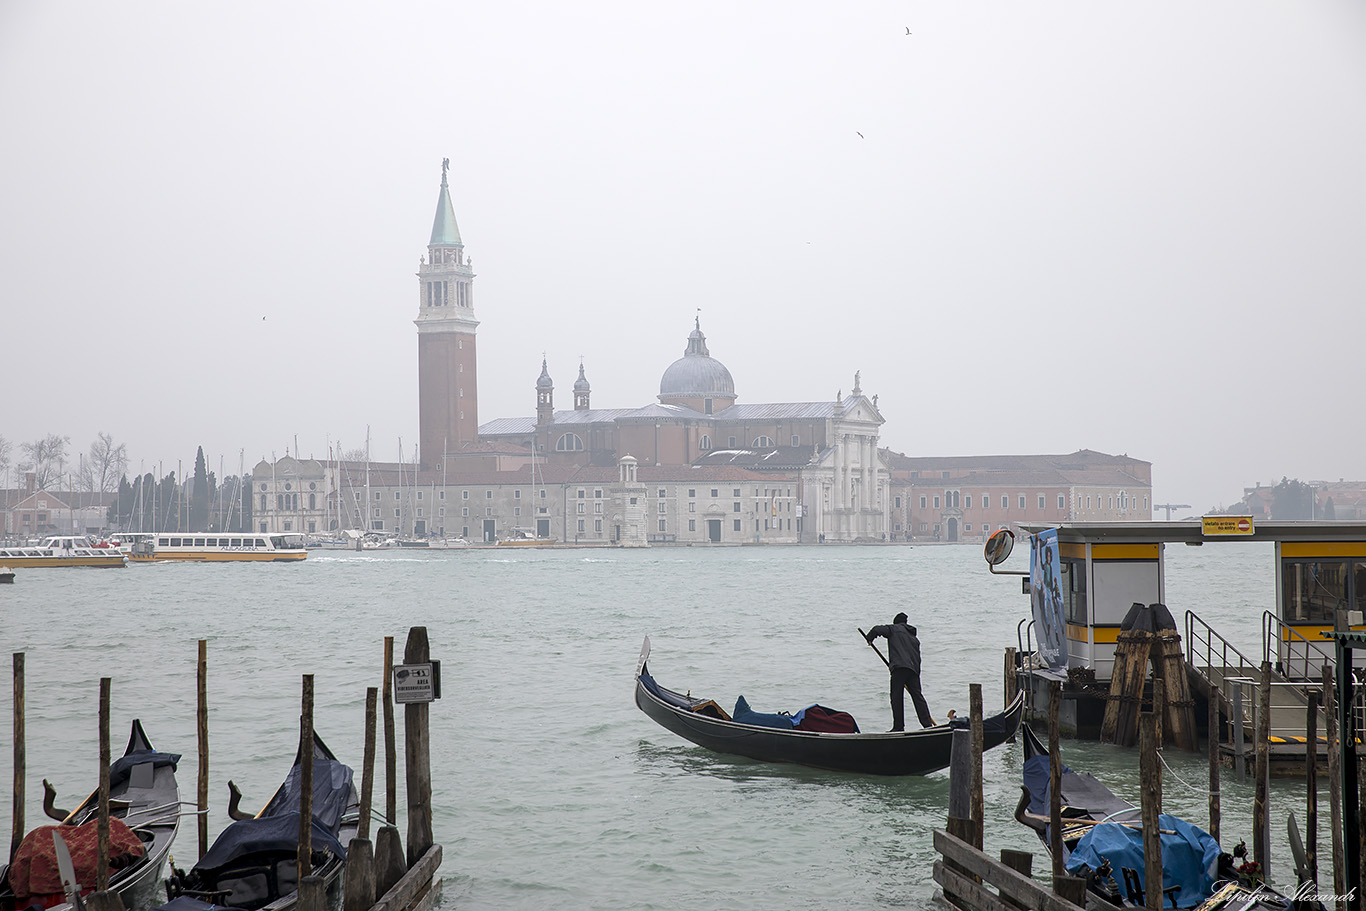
984;528;1015;566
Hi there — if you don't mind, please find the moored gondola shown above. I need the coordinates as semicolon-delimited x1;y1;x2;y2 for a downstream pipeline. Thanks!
1014;725;1319;910
634;637;1024;776
1;719;182;911
164;733;359;911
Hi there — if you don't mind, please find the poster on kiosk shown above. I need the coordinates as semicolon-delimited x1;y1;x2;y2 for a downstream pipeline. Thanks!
1029;528;1068;672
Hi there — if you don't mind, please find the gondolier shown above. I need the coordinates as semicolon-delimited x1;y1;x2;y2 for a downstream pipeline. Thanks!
865;613;934;730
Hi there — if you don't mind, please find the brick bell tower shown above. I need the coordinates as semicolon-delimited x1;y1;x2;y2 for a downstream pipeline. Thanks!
415;158;478;468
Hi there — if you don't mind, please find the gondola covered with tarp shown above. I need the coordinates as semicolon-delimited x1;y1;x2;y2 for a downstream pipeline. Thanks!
1;719;181;911
165;733;358;911
634;637;1024;776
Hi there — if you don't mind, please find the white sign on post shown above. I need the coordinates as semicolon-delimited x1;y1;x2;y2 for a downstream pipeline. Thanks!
393;662;440;703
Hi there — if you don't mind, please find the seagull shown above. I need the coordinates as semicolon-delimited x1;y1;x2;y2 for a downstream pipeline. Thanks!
856;131;864;139
905;27;912;35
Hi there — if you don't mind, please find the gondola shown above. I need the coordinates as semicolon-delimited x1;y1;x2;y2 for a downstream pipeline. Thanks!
1014;725;1319;911
164;733;359;911
634;637;1025;776
1;719;182;911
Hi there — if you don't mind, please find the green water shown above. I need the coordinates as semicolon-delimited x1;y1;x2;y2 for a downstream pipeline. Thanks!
0;541;1322;909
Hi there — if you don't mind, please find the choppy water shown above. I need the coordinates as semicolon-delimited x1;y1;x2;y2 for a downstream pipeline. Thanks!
0;541;1324;909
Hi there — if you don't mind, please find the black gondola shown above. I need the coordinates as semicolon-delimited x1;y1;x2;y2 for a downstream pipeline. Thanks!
165;733;359;911
1;719;182;911
634;637;1025;776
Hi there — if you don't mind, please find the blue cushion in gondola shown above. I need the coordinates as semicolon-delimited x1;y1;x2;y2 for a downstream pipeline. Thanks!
732;696;795;729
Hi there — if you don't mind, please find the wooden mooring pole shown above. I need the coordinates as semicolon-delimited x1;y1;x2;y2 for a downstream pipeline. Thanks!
97;677;111;891
1254;660;1270;881
1139;711;1162;911
1048;681;1063;879
298;674;324;911
1004;648;1017;743
383;636;397;825
197;639;209;860
1207;691;1220;845
969;684;984;852
404;626;434;867
11;653;24;865
1306;690;1319;890
87;677;123;911
1326;664;1345;911
343;687;379;911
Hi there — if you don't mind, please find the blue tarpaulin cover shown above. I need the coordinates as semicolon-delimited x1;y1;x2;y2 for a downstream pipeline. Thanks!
193;813;347;873
1066;814;1222;908
732;696;794;729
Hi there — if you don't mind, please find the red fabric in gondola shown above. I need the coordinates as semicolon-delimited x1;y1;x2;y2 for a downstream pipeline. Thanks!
9;817;145;903
794;705;860;733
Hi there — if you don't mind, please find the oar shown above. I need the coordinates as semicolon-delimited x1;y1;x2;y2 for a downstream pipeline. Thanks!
858;628;937;724
857;628;893;671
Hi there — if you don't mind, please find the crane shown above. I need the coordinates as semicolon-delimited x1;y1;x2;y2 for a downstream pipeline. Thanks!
1154;503;1192;521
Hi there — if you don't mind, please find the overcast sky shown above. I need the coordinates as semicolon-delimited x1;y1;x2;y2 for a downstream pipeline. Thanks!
2;2;1363;511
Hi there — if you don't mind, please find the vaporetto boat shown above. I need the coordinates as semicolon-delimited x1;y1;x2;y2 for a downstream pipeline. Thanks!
129;532;308;563
0;535;127;568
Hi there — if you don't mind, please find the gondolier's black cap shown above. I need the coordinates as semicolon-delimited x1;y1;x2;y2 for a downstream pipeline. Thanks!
893;612;908;624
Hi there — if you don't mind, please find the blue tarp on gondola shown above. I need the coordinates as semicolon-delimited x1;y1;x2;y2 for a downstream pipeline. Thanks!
261;758;354;835
1066;813;1222;908
192;813;347;873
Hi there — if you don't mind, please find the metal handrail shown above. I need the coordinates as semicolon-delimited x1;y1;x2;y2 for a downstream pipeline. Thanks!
1185;609;1262;683
1261;610;1336;683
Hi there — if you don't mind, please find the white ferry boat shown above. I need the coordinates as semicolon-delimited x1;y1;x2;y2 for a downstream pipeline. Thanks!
129;532;308;563
0;535;128;568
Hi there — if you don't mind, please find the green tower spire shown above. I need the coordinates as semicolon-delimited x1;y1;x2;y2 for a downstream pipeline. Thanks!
429;157;463;247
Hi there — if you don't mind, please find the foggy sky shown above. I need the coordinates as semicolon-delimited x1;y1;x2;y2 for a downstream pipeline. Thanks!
2;2;1363;512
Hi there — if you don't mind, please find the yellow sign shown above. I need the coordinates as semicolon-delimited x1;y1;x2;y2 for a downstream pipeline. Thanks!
1202;515;1255;536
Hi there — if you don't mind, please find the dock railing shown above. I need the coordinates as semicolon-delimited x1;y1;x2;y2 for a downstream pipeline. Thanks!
1261;610;1336;683
1185;609;1265;709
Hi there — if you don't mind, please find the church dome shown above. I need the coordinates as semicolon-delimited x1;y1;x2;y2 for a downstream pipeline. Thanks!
536;358;554;390
573;363;591;394
659;322;735;399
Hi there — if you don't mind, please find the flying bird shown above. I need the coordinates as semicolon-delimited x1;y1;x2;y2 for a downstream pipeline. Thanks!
905;27;912;35
856;132;864;139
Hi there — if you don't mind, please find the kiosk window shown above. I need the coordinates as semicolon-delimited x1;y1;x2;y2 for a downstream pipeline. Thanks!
1061;558;1087;624
1283;560;1353;625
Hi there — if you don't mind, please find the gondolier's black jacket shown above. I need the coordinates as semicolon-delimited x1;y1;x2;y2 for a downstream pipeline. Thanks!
866;622;922;674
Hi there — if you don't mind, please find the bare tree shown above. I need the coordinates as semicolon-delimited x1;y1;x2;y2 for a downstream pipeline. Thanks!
19;434;70;489
340;447;370;463
76;432;129;493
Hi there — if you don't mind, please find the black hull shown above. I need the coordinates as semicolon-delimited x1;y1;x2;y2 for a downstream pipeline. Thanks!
634;645;1024;776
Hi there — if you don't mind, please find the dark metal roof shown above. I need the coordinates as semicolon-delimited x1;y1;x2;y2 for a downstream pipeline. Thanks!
1019;520;1366;545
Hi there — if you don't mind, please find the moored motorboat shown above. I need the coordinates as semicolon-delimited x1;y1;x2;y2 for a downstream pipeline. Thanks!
0;566;12;582
165;733;358;911
128;533;307;563
1;720;181;911
634;637;1024;776
0;536;127;569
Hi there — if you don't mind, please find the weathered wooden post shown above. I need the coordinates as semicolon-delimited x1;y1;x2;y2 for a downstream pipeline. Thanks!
85;678;124;911
403;626;434;866
197;639;209;860
1153;677;1165;748
944;727;974;901
969;683;984;851
11;653;24;864
374;639;406;898
1000;850;1033;910
1004;648;1018;743
1048;681;1063;877
1325;665;1345;911
1254;660;1271;880
297;675;325;911
1306;690;1319;890
1208;691;1220;845
98;677;111;891
384;636;397;825
343;687;378;911
1139;711;1162;911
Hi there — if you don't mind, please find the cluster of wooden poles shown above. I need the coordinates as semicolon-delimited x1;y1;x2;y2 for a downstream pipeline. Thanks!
7;626;440;911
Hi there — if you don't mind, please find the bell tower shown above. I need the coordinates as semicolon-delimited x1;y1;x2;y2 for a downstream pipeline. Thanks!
415;159;479;468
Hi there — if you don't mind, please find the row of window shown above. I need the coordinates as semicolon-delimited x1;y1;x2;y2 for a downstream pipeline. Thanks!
553;433;805;453
913;492;1148;512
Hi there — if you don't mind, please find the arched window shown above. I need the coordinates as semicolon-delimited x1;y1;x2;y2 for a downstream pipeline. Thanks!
699;435;711;451
752;436;774;447
556;432;585;452
309;493;316;510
